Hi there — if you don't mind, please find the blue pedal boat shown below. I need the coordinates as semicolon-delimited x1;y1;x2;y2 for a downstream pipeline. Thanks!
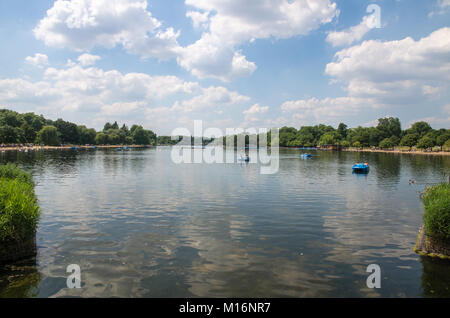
352;163;369;173
300;153;312;159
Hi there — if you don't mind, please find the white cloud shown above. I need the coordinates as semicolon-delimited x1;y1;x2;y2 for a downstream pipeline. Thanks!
179;0;338;80
429;0;450;16
326;15;374;47
281;97;372;125
280;27;450;128
186;10;209;29
243;103;269;116
34;0;180;59
25;53;49;67
77;53;101;67
0;63;200;127
325;27;450;106
172;86;250;112
0;62;255;133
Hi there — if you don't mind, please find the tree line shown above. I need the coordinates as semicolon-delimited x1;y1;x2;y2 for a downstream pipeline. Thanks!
1;109;449;150
277;118;450;150
0;109;157;146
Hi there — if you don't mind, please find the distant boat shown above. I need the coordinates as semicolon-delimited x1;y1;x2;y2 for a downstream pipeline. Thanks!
116;148;123;151
298;147;317;150
352;163;369;173
71;147;78;150
239;155;250;162
300;153;312;159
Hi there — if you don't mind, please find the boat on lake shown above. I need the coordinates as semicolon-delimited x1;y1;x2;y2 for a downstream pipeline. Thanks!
300;153;312;159
352;162;369;173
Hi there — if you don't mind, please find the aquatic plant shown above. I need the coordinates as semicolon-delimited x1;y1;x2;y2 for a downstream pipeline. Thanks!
0;165;39;244
423;183;450;241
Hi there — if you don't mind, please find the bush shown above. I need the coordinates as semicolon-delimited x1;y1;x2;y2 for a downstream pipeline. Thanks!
0;163;34;186
379;138;393;149
0;165;39;243
423;183;450;241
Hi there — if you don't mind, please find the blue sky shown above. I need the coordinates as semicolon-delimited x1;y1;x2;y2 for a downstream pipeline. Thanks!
0;0;449;135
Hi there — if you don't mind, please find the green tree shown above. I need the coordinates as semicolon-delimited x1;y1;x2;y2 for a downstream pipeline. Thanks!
20;122;36;143
132;126;150;145
0;125;19;143
400;134;419;147
36;126;60;146
337;123;348;139
341;140;351;148
353;141;362;148
417;136;434;149
408;121;432;138
55;119;79;144
111;121;119;130
108;133;120;145
78;126;97;145
379;138;393;149
376;117;402;140
319;132;340;145
436;130;450;147
95;132;108;145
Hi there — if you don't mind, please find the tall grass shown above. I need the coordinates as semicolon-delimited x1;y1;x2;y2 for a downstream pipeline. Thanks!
0;163;34;186
423;183;450;241
0;165;39;243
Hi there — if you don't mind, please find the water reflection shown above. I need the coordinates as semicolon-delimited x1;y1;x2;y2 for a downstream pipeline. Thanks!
0;257;40;298
421;256;450;297
0;148;448;297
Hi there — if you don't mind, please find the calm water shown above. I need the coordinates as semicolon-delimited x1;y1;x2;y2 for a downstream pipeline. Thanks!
0;147;449;298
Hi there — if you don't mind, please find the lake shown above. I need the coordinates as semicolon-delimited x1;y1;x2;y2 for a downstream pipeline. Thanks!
0;147;449;297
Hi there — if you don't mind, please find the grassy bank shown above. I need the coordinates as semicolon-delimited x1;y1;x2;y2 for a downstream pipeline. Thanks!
0;164;40;263
415;183;450;259
423;183;450;241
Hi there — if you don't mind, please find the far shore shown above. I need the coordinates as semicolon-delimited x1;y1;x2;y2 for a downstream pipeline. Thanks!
0;145;151;152
342;147;450;156
1;144;449;156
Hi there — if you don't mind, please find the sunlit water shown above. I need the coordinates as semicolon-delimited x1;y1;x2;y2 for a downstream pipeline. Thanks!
0;147;449;298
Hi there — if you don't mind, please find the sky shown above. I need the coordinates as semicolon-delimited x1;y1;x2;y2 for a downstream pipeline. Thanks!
0;0;449;135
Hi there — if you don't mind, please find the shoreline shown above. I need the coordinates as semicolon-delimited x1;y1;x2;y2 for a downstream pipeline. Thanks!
0;145;151;152
342;147;450;156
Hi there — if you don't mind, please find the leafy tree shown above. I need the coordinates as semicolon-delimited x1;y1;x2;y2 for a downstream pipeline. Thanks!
319;132;341;145
95;132;108;145
78;126;96;145
408;121;432;138
341;140;351;148
36;126;60;146
111;121;119;130
125;136;134;145
337;123;348;139
55;119;80;144
444;139;450;150
353;141;362;148
436;130;450;147
103;123;113;131
20;122;36;143
417;136;434;149
376;117;401;140
132;126;150;145
0;125;19;143
400;134;419;147
379;138;393;149
108;133;120;145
